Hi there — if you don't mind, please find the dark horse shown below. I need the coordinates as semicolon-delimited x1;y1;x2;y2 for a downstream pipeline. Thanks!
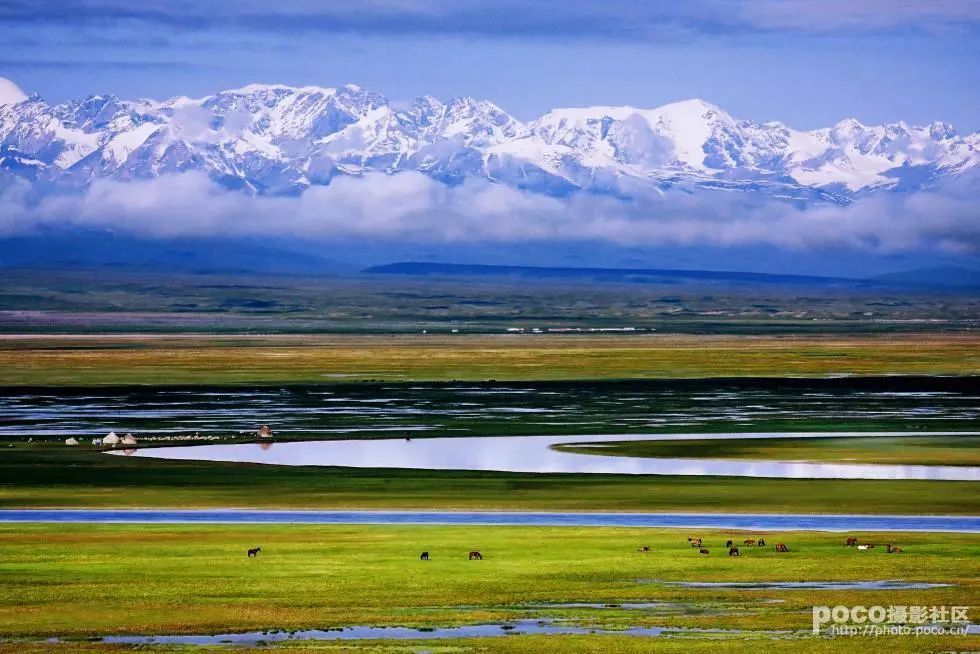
247;547;261;557
774;543;789;552
729;547;740;556
468;551;483;560
420;551;430;560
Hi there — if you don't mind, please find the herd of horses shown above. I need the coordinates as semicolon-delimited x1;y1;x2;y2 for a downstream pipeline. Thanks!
245;537;904;558
675;536;786;556
628;536;904;556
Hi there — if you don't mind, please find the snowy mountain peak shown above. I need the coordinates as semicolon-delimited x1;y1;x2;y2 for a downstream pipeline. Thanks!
654;97;730;119
0;81;975;204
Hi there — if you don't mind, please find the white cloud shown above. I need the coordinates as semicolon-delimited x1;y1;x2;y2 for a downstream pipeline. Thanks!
1;170;978;254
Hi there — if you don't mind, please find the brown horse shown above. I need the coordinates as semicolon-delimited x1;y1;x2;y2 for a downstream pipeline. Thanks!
247;547;261;557
774;544;789;552
688;538;702;547
846;537;858;547
729;547;740;557
743;539;756;545
468;551;483;560
886;544;903;553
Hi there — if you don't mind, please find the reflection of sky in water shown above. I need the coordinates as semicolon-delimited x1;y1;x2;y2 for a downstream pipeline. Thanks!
121;432;980;481
5;509;979;532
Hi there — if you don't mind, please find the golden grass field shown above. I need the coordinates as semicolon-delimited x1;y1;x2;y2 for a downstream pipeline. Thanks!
3;332;980;385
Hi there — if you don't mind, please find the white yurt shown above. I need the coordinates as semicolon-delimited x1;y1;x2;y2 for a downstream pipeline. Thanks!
102;432;121;446
121;433;138;446
65;437;79;446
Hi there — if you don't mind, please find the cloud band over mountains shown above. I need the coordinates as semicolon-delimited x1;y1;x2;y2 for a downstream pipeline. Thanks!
2;170;977;254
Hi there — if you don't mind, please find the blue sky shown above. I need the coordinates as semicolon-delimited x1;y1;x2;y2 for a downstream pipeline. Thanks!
1;0;979;130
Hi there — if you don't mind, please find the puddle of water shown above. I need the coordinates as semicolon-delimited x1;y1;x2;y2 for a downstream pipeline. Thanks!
657;580;952;590
115;432;980;481
49;620;795;645
91;621;647;644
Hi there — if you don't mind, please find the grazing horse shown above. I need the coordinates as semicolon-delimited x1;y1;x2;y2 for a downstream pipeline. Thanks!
420;551;429;560
725;540;733;548
846;537;858;547
757;539;766;547
729;547;740;557
638;546;651;552
743;539;756;545
699;548;709;555
857;544;874;551
689;539;703;548
247;547;261;557
886;544;903;554
774;543;789;552
468;551;483;560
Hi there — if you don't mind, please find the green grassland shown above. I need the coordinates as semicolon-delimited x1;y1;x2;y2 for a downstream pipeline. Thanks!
3;272;979;654
3;333;980;386
0;524;976;653
2;447;978;514
556;435;980;467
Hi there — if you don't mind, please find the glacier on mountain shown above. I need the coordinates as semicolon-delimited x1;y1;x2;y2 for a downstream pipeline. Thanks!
0;78;976;205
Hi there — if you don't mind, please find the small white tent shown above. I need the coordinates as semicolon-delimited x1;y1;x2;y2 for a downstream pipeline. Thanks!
65;437;79;446
121;433;137;445
102;432;121;446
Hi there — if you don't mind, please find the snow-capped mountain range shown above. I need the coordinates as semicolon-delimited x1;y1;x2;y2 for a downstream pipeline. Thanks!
0;77;977;204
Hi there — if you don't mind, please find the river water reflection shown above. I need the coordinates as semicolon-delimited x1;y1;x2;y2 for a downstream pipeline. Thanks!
118;432;980;481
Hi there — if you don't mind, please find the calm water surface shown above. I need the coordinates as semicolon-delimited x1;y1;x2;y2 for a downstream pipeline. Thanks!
118;432;980;481
4;510;977;532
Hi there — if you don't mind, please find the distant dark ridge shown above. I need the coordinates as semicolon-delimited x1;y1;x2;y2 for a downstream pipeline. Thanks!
873;266;980;289
363;262;869;287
